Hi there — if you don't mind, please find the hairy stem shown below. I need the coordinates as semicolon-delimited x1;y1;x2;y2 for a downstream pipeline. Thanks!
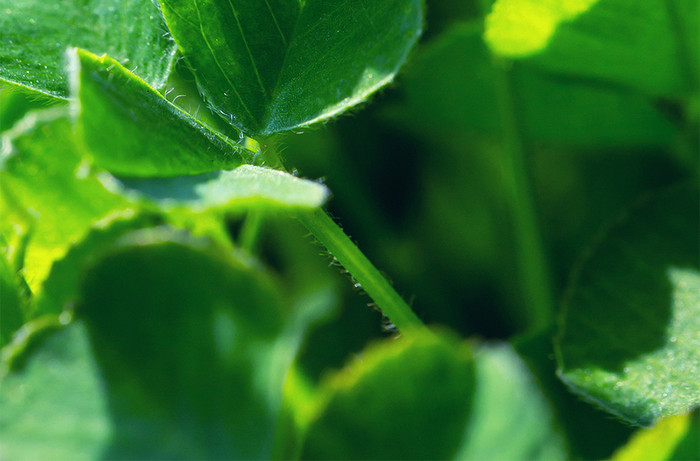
494;60;554;331
261;140;427;335
297;208;427;334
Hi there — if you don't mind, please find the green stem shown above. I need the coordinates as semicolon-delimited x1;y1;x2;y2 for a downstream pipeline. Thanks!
259;139;427;335
494;61;554;331
296;208;427;335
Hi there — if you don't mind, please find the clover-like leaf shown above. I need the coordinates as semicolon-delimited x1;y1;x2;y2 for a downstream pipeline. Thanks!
556;185;700;426
74;49;252;177
0;0;176;97
158;0;423;135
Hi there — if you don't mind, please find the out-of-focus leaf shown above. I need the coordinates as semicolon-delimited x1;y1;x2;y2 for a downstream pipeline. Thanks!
0;0;176;97
611;414;692;461
391;22;674;147
484;0;699;96
0;83;64;133
455;343;566;461
556;185;700;426
0;323;112;460
76;228;287;459
75;49;251;177
31;214;162;318
158;0;422;135
301;331;474;460
0;254;24;347
0;109;132;291
115;165;329;212
1;227;292;459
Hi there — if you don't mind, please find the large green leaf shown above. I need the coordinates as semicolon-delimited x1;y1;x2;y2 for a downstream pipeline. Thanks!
115;165;329;212
390;22;674;147
484;0;699;96
1;227;294;459
301;331;474;460
158;0;423;135
0;0;176;97
75;49;252;177
556;185;700;426
0;108;132;290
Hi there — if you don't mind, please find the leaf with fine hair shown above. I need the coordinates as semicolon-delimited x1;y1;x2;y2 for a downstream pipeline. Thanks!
157;0;423;135
556;185;700;426
74;49;252;177
0;0;176;97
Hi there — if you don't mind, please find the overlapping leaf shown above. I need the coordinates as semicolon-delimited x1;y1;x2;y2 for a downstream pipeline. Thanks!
0;0;176;97
75;50;251;177
158;0;423;135
556;185;700;426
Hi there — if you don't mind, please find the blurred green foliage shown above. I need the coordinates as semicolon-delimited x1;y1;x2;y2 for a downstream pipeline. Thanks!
1;0;698;459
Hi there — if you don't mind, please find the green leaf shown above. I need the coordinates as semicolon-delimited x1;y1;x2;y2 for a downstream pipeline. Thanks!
0;108;132;291
0;0;176;97
1;227;293;460
556;185;700;426
0;254;24;347
484;0;699;96
115;165;329;212
0;323;113;460
74;49;252;177
301;331;474;460
158;0;423;135
455;343;566;461
391;22;674;147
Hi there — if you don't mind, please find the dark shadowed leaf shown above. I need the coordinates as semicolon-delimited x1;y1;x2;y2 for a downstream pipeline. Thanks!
0;0;176;97
556;185;700;426
158;0;423;135
74;49;252;177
